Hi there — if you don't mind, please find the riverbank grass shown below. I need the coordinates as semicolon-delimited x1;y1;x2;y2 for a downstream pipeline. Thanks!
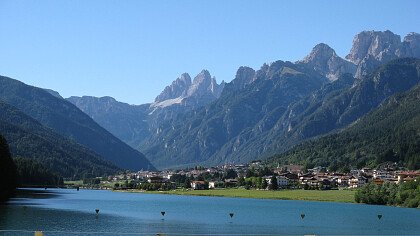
150;188;356;203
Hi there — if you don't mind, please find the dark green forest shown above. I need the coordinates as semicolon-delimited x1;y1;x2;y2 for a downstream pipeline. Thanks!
270;84;420;170
0;135;17;202
14;157;64;187
0;101;120;179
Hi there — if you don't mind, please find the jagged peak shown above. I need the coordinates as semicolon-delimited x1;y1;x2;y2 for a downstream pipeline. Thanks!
154;73;192;102
405;32;419;37
231;66;256;89
154;69;224;107
179;73;192;82
346;30;402;64
404;32;420;43
354;30;400;40
192;69;212;84
301;43;336;63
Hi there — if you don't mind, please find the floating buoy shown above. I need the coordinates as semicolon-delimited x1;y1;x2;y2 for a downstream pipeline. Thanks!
377;214;382;220
300;213;305;219
229;213;234;218
95;209;100;214
34;231;43;236
77;186;79;191
161;211;165;216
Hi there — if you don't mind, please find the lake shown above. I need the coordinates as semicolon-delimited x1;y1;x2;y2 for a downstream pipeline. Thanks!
0;188;419;235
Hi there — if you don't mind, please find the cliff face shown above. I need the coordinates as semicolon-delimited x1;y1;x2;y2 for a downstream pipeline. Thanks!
298;43;356;81
346;31;420;78
153;70;224;108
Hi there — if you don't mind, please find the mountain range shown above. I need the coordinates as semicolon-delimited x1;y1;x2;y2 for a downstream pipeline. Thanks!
2;30;419;173
67;30;420;169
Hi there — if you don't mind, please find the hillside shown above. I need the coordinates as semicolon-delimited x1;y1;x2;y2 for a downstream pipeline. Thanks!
269;83;420;170
0;101;120;178
0;76;155;171
258;58;420;156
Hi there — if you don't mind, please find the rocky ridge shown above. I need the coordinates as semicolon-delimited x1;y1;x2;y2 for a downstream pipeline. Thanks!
67;30;420;169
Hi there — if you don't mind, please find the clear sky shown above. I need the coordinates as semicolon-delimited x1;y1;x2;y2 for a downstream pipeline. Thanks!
0;0;419;104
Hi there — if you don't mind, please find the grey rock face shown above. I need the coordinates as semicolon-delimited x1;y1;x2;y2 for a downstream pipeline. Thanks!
346;30;420;79
346;30;402;64
152;70;224;109
155;73;192;102
299;43;356;81
401;32;420;58
186;70;213;97
231;66;256;90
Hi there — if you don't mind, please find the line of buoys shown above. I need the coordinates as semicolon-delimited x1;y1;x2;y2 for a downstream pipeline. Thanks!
90;209;383;223
297;212;382;221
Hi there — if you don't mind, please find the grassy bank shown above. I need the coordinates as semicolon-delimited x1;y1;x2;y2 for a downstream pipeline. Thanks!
141;188;356;203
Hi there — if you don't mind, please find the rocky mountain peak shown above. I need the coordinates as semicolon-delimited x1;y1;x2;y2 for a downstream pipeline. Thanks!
404;32;420;42
345;30;420;79
155;73;192;102
302;43;336;63
187;70;218;97
402;32;420;57
152;70;224;109
299;43;356;81
191;70;211;85
231;66;256;90
346;30;402;64
179;73;192;83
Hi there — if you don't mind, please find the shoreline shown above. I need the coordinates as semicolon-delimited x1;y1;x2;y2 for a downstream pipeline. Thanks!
115;188;356;203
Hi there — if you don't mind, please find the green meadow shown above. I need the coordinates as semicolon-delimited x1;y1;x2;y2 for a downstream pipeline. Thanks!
149;188;356;203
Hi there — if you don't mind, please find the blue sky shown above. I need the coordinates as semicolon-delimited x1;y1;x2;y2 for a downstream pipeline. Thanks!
0;0;419;104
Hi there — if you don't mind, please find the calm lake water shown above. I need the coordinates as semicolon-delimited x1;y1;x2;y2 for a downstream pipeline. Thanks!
0;188;419;235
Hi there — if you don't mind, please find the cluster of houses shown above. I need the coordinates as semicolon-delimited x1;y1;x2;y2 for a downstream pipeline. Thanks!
107;162;419;190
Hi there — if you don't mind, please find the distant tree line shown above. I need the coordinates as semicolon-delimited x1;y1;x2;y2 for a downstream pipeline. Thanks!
0;135;17;201
1;134;66;202
14;157;64;187
355;178;420;208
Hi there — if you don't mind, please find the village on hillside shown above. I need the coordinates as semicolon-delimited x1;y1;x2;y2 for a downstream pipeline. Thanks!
85;161;420;191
